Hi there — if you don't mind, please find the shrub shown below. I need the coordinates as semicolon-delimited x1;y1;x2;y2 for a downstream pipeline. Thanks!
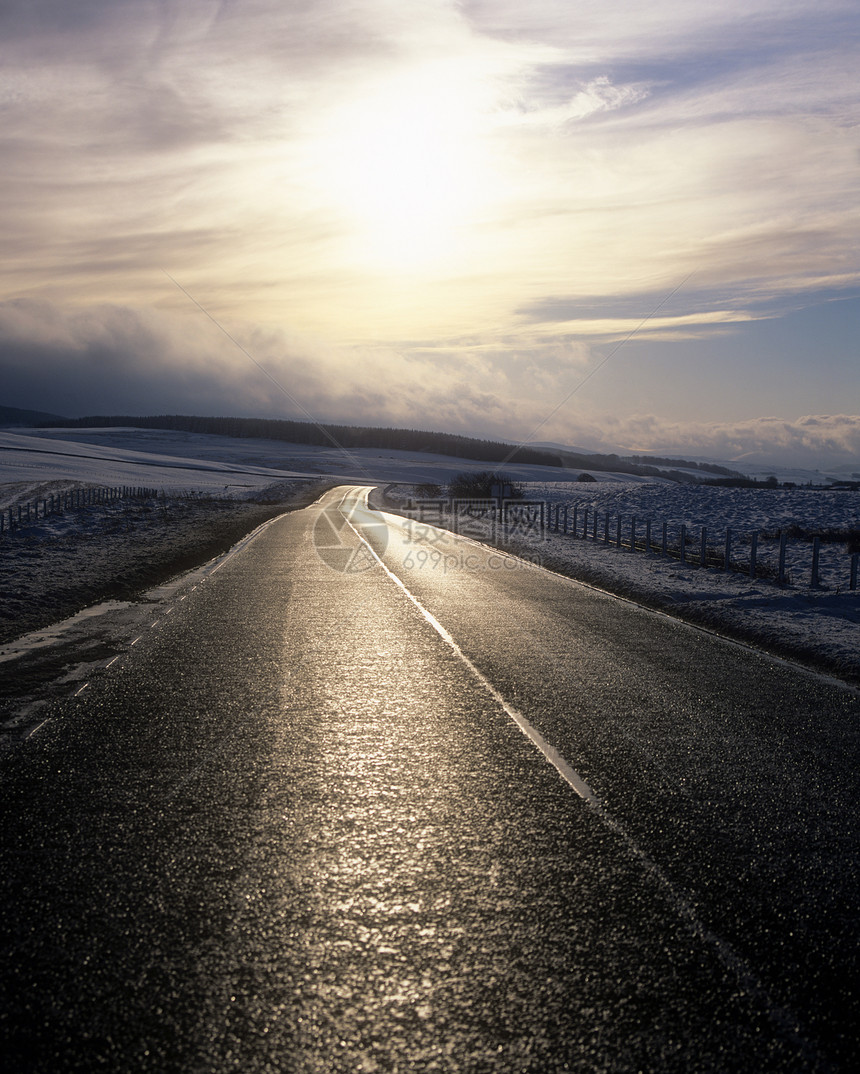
448;471;524;500
760;525;860;553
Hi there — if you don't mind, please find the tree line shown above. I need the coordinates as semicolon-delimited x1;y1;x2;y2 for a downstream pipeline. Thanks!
44;414;564;467
40;413;749;482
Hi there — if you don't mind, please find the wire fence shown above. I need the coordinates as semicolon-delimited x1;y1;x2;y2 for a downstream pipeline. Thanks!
405;498;859;591
545;502;859;591
0;486;159;534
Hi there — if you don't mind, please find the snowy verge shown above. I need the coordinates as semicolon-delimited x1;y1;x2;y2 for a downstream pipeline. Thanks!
0;482;331;750
0;482;324;645
371;486;860;689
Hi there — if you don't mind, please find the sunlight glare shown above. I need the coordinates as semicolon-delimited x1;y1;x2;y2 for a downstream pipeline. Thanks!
319;66;489;270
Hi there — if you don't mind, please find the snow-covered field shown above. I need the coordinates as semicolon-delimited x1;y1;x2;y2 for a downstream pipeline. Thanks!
2;426;859;688
1;427;648;501
499;480;858;591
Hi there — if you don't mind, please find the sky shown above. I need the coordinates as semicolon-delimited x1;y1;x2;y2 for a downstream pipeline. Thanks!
0;0;858;469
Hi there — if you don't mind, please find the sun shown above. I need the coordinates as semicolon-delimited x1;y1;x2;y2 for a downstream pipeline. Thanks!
316;66;489;270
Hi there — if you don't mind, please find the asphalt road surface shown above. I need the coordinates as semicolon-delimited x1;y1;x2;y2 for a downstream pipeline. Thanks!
2;485;858;1073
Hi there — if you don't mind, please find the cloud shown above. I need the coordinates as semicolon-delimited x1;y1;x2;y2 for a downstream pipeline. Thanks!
3;299;857;472
578;413;860;470
0;297;546;433
0;1;857;459
3;0;857;325
498;74;650;127
459;1;858;59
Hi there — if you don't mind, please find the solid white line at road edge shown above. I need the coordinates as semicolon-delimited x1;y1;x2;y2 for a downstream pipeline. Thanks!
342;510;599;801
343;508;824;1066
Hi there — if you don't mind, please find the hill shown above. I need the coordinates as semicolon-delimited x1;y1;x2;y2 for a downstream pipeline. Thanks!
41;413;748;482
1;405;68;427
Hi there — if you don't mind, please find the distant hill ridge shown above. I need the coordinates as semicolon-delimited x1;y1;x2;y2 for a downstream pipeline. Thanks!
1;404;67;426
43;412;745;481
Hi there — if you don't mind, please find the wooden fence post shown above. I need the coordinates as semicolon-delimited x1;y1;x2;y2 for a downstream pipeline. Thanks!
604;513;610;543
563;505;568;534
851;553;858;591
700;526;707;567
680;524;686;564
616;517;622;549
572;506;578;536
778;532;788;585
631;517;637;552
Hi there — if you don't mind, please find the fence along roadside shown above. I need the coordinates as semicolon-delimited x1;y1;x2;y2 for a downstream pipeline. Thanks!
0;486;158;533
406;498;859;592
545;504;858;591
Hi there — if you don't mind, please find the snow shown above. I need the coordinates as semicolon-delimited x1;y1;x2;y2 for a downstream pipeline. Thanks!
500;480;859;592
0;427;664;496
2;425;859;692
380;482;860;687
0;428;315;500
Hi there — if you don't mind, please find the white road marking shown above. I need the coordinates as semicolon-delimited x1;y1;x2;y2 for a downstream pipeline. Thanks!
344;510;604;806
343;496;821;1062
379;500;860;699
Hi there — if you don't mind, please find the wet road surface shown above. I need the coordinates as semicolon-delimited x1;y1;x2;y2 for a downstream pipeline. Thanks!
1;486;859;1072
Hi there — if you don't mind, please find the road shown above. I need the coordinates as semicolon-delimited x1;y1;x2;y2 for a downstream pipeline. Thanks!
1;485;858;1072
